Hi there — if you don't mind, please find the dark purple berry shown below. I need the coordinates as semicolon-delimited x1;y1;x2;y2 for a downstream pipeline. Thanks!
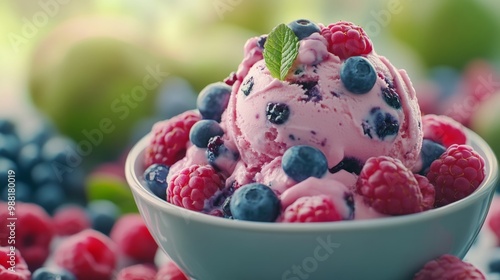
266;103;290;125
418;139;446;175
382;87;401;109
257;35;267;49
189;120;224;148
0;118;15;134
282;145;328;182
329;157;363;175
197;82;232;122
296;81;322;102
143;164;170;200
287;19;321;40
362;107;399;140
340;56;377;94
241;76;254;96
206;136;238;171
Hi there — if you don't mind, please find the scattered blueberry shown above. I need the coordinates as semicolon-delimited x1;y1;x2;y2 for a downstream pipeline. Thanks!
282;145;328;182
362;107;399;140
30;162;58;186
287;19;321;40
296;81;322;102
0;158;17;189
32;267;76;280
241;76;254;96
257;35;267;49
229;183;280;222
189;120;224;148
34;183;66;214
382;86;402;109
17;143;42;175
429;67;460;100
143;164;170;200
206;136;239;171
41;136;76;163
1;181;31;202
16;117;55;145
340;56;377;94
0;118;15;134
87;200;121;235
0;133;20;160
418;139;446;175
329;157;363;175
155;76;197;119
266;103;290;125
197;82;232;122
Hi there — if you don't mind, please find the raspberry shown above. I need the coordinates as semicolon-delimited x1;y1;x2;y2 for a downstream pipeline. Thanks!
54;229;117;280
414;174;436;211
223;71;238;86
282;195;342;223
167;165;224;212
427;144;485;207
414;254;485;280
53;205;91;236
356;156;423;215
0;203;54;270
110;214;158;263
0;247;30;280
422;114;467;148
487;197;500;244
144;111;200;167
156;259;188;280
116;264;156;280
320;21;373;59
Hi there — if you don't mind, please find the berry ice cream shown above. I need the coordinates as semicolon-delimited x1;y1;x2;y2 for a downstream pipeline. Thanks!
141;19;485;223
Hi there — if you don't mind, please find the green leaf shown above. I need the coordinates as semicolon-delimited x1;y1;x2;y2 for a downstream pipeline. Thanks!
264;24;299;80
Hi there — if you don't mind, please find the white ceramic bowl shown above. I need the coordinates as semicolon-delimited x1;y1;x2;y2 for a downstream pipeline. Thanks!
126;129;498;280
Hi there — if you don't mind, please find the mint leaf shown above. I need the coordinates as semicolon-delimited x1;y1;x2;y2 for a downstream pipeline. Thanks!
264;24;299;80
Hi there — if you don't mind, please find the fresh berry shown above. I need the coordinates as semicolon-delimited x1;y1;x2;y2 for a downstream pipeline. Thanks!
196;82;232;122
362;107;399;141
1;181;31;203
487;198;500;244
189;120;224;148
422;114;467;148
33;183;66;214
30;163;58;186
282;145;328;182
156;259;189;280
86;200;121;235
17;143;42;176
144;111;200;167
0;203;54;270
116;264;156;280
54;229;117;280
427;144;485;207
53;205;91;236
0;247;30;280
340;56;377;94
110;214;158;263
240;76;254;96
230;183;280;222
287;19;321;40
32;267;76;280
167;165;223;212
320;21;373;59
0;134;20;160
414;254;485;280
266;102;290;125
418;139;447;175
206;136;238;173
223;72;238;86
356;156;423;215
154;77;197;120
143;164;170;200
0;159;17;189
0;118;15;134
282;195;343;223
414;174;436;211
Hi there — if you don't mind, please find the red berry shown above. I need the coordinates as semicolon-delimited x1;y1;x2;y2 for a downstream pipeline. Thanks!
110;214;158;263
116;264;156;280
53;205;91;236
144;111;201;167
282;195;342;223
0;203;54;270
356;156;423;215
167;165;224;212
156;259;188;280
487;197;500;244
0;247;30;280
427;144;485;207
320;21;373;59
54;229;117;280
414;174;436;211
414;254;485;280
422;114;467;148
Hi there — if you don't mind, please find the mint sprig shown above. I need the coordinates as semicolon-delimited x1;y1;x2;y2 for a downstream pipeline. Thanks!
263;24;299;80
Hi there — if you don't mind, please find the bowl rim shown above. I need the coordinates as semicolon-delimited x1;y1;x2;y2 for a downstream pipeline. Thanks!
125;127;499;232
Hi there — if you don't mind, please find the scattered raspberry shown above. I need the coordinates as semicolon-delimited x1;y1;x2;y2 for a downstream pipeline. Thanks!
414;254;485;280
414;174;436;211
0;203;54;270
282;195;342;223
155;259;188;280
427;144;485;207
422;114;467;148
110;214;158;263
116;264;156;280
53;205;91;236
0;247;30;280
487;197;500;244
320;21;373;59
144;111;201;167
54;229;117;280
167;165;224;212
356;156;423;215
223;72;238;86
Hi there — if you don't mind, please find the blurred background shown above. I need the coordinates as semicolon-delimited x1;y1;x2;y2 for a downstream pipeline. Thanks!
1;0;500;276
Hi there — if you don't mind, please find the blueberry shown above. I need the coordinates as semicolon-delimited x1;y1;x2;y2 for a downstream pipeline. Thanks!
287;19;321;40
0;118;15;134
0;134;20;160
31;162;58;186
87;200;120;235
489;248;500;273
206;136;238;171
34;183;66;214
1;181;31;202
382;86;402;109
16;117;55;146
257;35;267;49
229;183;280;222
0;158;17;191
17;143;43;175
197;82;232;122
340;56;377;94
189;120;224;148
329;157;363;175
362;107;399;140
282;145;328;182
143;164;170;200
32;267;76;280
155;76;197;119
41;136;77;163
296;81;322;102
418;139;446;175
266;103;290;125
241;76;254;96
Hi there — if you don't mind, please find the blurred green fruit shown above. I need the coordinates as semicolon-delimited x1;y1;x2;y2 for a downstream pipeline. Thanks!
86;173;138;214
